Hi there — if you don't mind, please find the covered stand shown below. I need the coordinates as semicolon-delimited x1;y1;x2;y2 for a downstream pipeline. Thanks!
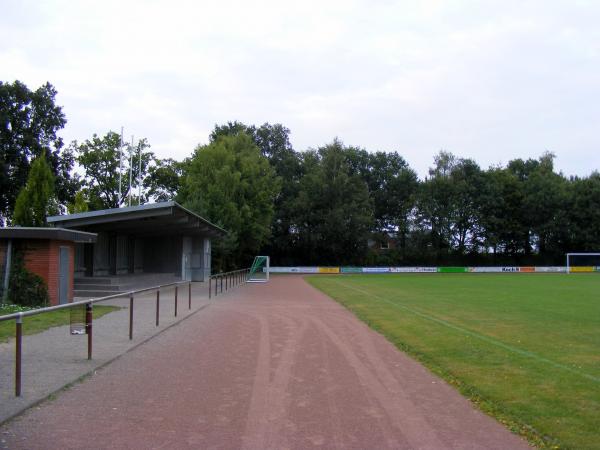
48;202;226;282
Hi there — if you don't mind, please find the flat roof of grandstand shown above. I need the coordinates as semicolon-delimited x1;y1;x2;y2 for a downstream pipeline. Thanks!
47;201;226;238
0;227;97;242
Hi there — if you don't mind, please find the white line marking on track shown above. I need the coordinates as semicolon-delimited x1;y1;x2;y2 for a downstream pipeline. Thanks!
332;279;600;384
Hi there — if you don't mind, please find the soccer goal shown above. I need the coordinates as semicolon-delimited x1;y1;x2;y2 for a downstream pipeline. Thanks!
566;253;600;273
248;256;270;282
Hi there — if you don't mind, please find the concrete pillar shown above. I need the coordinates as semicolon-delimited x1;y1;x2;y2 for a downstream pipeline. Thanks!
203;238;211;281
74;243;85;277
134;239;144;273
116;235;129;274
182;236;192;281
93;232;110;276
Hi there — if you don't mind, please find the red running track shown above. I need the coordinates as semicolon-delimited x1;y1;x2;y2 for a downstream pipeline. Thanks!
0;275;530;449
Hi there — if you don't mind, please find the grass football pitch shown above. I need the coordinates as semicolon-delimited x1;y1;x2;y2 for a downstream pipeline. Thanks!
308;273;600;449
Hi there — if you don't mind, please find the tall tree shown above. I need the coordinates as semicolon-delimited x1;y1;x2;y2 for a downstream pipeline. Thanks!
415;152;484;258
12;152;58;226
415;152;457;258
72;131;153;209
179;133;280;269
145;157;183;202
208;121;303;264
293;140;374;265
567;172;600;252
0;80;76;224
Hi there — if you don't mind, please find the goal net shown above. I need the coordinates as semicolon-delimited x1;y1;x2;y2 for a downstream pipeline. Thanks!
248;256;270;282
566;253;600;273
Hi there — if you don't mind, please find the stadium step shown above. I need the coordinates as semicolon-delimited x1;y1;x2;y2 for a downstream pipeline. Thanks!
74;277;114;285
74;276;123;298
73;274;183;298
73;289;124;298
74;284;121;292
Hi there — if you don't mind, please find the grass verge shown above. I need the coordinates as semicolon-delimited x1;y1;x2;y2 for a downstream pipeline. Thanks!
0;304;120;343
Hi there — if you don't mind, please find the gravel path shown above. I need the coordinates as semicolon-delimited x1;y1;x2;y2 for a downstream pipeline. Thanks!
0;275;530;449
0;283;210;424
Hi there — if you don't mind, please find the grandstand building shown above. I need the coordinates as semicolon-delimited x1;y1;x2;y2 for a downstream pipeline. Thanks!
47;201;226;284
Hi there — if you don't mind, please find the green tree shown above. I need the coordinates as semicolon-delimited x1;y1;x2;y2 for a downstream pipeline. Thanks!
415;152;484;259
567;172;600;252
72;131;154;209
293;140;374;265
67;191;89;214
521;154;569;257
145;157;183;202
208;121;304;264
415;152;456;259
12;152;58;226
0;80;77;224
179;133;280;269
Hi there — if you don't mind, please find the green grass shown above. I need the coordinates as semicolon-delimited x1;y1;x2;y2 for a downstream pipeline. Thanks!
0;304;120;343
307;273;600;450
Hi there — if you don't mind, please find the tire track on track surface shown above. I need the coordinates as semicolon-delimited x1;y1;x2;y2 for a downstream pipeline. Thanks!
311;316;445;449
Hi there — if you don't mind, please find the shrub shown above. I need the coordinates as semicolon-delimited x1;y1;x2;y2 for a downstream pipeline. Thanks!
7;251;49;307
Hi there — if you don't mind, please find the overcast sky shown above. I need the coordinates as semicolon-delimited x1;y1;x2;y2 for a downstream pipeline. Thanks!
2;0;599;178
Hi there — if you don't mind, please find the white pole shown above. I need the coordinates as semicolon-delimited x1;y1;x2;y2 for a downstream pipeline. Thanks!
129;135;134;207
2;239;12;301
138;140;142;205
119;127;123;206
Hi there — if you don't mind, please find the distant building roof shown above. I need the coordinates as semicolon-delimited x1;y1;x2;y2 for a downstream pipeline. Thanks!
0;227;97;243
47;201;227;238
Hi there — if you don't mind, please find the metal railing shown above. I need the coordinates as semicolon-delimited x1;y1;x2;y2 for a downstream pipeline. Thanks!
0;280;191;397
208;267;250;299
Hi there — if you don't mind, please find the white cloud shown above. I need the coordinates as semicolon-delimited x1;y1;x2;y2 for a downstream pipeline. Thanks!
1;0;599;177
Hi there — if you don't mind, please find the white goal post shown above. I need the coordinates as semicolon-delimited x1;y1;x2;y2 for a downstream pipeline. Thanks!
566;253;600;273
248;256;270;282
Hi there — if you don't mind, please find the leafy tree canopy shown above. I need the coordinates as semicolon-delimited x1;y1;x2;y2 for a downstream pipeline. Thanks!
12;152;58;226
71;131;154;210
179;133;280;270
0;80;76;224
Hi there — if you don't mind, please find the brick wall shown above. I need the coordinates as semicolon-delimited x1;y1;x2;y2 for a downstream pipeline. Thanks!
22;240;74;306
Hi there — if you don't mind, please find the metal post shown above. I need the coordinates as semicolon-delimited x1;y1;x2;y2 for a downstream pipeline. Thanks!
220;275;223;293
86;303;93;360
188;282;192;309
3;239;12;302
174;286;178;317
209;277;212;299
128;135;134;206
226;273;228;291
15;313;22;397
119;126;123;205
129;295;134;340
156;290;160;326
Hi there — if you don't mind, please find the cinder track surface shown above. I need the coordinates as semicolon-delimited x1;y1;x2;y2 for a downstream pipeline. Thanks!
0;276;530;449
